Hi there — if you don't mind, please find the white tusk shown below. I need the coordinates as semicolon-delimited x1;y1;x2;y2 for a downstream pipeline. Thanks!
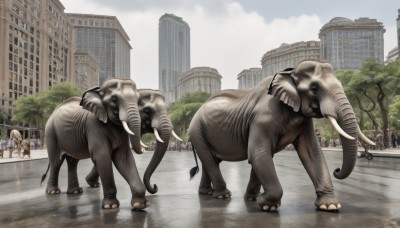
357;126;376;146
122;121;135;135
172;130;183;141
140;140;148;148
154;128;164;143
327;116;355;140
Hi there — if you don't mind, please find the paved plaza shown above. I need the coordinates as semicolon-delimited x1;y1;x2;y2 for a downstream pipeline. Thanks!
0;148;399;227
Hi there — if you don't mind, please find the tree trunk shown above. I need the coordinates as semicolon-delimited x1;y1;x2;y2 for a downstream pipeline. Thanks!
377;83;389;148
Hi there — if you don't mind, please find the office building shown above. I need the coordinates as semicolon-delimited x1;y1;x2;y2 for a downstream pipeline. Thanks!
67;13;131;85
319;17;385;70
177;67;221;100
397;9;400;59
0;0;74;118
261;41;320;77
159;13;190;104
74;52;99;92
237;68;263;89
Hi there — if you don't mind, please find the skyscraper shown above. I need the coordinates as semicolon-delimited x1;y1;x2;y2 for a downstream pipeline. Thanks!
319;17;385;70
0;0;75;118
397;9;400;59
67;14;131;85
159;13;190;104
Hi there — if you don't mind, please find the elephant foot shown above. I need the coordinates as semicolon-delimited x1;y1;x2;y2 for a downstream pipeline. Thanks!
315;193;341;211
46;186;61;194
86;177;101;188
102;198;120;209
67;186;83;194
131;197;149;210
198;186;213;195
256;192;281;212
213;188;231;199
244;191;260;201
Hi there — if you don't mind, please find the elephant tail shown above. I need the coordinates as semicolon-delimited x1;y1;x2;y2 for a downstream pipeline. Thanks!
189;142;199;180
40;163;50;186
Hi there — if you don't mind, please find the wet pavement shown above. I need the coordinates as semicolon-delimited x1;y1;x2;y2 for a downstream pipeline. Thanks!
0;149;399;228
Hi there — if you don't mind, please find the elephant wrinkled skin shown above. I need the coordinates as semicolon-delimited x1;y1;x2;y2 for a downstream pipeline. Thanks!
85;89;181;194
41;79;148;210
188;61;371;212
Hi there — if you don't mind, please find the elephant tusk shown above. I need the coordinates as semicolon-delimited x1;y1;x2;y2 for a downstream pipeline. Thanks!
122;121;135;135
172;130;183;142
154;128;164;143
327;116;355;140
357;126;376;146
141;140;148;148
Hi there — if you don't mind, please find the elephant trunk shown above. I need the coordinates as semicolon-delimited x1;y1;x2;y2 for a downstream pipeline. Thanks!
143;114;172;194
120;99;142;154
323;91;358;179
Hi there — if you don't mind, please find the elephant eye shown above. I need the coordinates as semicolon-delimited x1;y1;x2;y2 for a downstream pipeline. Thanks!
310;82;319;94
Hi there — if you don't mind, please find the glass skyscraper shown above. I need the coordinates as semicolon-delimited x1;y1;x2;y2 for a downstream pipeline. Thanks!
68;14;131;85
159;13;190;104
319;17;385;71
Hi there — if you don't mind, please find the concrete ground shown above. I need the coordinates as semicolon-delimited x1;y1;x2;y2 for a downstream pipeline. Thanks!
0;148;399;227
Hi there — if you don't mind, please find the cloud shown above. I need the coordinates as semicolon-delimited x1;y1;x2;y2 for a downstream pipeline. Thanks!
61;1;325;90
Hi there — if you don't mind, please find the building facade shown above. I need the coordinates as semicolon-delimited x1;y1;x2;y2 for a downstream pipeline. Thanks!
177;67;221;100
397;9;400;59
0;0;74;118
159;13;190;104
67;13;131;85
237;68;262;89
261;41;320;77
385;47;399;63
74;52;99;92
319;17;385;71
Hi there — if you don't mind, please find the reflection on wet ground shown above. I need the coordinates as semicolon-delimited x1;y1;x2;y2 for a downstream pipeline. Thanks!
0;150;399;227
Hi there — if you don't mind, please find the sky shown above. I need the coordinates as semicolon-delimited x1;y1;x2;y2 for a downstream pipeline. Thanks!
60;0;399;90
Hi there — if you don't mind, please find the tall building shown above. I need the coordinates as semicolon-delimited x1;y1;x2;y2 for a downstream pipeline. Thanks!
237;68;262;89
177;67;221;100
67;14;131;85
385;47;399;63
0;0;75;118
74;52;99;92
261;41;320;77
397;9;400;59
159;13;190;104
319;17;385;70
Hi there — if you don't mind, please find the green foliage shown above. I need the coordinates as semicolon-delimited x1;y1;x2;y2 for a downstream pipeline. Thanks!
12;82;81;145
0;109;7;124
169;92;210;141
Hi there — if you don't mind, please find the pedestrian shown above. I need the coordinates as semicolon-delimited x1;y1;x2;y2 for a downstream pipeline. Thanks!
391;131;397;148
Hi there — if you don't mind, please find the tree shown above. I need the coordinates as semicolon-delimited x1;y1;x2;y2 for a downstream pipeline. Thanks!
12;82;81;147
169;92;210;141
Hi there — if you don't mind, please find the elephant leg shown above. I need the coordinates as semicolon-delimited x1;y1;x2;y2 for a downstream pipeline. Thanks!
244;168;261;201
45;134;64;194
294;127;340;211
191;139;231;199
66;156;83;194
86;165;101;187
112;148;148;210
17;143;21;158
248;133;282;211
92;149;119;209
198;164;213;195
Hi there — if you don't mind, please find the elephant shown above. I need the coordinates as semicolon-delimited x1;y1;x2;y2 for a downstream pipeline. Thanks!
9;129;23;158
188;60;375;212
20;139;30;158
85;88;183;194
40;78;150;210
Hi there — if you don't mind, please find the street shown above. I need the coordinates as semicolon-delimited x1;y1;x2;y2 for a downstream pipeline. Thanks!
0;149;399;227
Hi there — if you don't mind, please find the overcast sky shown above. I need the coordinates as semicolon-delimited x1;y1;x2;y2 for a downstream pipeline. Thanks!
60;0;399;90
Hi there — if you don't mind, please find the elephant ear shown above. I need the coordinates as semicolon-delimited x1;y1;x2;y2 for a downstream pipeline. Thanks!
80;87;108;123
269;69;301;112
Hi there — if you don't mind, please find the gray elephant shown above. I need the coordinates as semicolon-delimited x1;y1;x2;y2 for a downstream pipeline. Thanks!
9;129;23;158
85;89;183;194
188;61;374;212
41;79;149;210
